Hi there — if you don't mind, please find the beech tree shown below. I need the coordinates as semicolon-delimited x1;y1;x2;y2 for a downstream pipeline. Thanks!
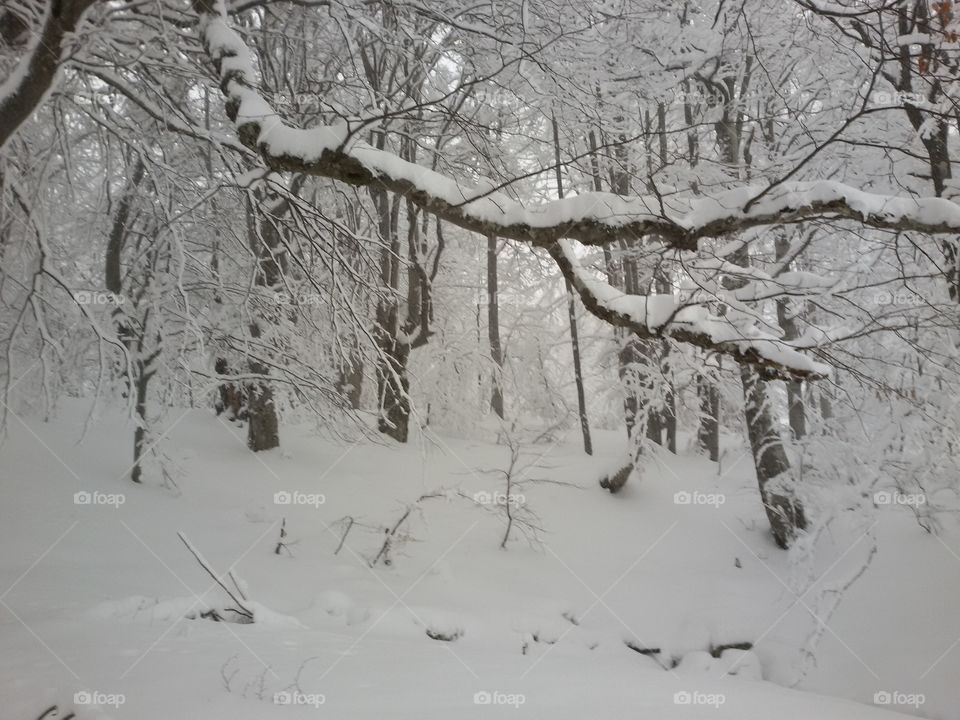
4;0;960;548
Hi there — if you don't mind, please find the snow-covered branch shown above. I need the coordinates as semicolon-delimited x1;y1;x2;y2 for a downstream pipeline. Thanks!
193;0;960;380
196;2;960;247
0;0;98;152
546;242;830;381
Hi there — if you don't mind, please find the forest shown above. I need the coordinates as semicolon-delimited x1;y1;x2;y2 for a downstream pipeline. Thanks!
1;0;959;718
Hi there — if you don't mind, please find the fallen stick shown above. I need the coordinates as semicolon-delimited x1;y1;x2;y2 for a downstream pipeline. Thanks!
177;532;254;621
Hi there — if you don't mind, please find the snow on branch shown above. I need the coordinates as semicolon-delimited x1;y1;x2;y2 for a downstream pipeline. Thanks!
192;0;960;380
196;2;960;248
547;241;830;382
0;0;99;151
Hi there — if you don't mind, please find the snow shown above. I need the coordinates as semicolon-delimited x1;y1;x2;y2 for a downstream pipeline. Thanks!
196;2;960;382
201;10;960;249
0;401;955;718
555;240;832;377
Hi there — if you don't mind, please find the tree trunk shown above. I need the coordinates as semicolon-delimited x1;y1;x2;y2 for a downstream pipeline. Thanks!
681;81;721;457
487;234;505;419
215;357;247;420
661;342;677;454
337;342;364;410
243;194;284;452
741;364;807;548
247;363;279;451
725;242;805;547
565;277;593;455
552;114;592;454
716;63;805;548
131;359;150;483
104;156;157;483
774;232;806;440
589;127;660;457
697;366;720;462
375;326;411;443
0;0;97;151
370;173;412;442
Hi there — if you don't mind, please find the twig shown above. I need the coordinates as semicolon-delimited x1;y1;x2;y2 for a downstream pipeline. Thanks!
334;516;354;555
227;570;248;602
274;518;288;555
177;531;253;620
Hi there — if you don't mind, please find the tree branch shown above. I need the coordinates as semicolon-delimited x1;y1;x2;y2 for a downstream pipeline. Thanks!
0;0;99;151
193;0;960;380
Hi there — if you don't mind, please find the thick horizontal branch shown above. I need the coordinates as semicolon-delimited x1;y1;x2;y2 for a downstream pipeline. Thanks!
193;0;960;379
196;5;960;251
547;241;830;382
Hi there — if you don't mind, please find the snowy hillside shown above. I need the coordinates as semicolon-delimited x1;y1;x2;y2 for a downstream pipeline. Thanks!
6;0;960;718
0;403;953;719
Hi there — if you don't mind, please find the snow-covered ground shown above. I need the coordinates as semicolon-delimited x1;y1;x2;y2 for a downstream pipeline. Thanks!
0;401;955;719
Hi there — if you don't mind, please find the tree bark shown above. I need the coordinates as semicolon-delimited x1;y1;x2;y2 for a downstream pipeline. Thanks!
716;61;805;548
774;232;806;440
104;156;157;483
486;234;505;419
0;0;98;151
740;363;807;548
337;342;364;410
697;365;720;462
244;193;284;451
552;115;592;454
371;178;411;442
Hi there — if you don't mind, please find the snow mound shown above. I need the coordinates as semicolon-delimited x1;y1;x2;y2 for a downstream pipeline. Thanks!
87;595;298;627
